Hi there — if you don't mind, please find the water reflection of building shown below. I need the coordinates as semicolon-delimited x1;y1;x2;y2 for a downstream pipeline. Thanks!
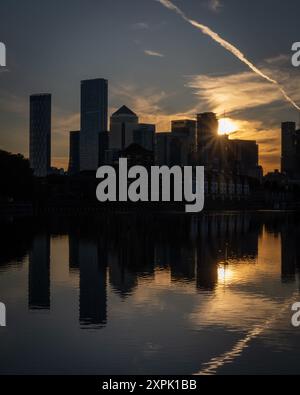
194;214;259;291
281;222;297;283
108;249;138;298
29;234;50;310
68;233;79;273
167;244;196;283
23;213;262;325
108;231;155;297
196;240;218;291
79;239;107;328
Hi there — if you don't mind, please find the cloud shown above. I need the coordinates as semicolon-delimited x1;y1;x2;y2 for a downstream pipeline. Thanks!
131;22;150;30
144;50;165;58
156;0;300;111
187;72;281;115
208;0;222;12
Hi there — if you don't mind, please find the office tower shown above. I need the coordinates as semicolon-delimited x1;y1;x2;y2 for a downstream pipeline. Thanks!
133;123;155;151
170;119;197;166
68;131;80;175
80;78;108;171
155;132;171;166
29;234;50;310
281;122;300;179
229;139;260;178
109;106;139;151
98;131;109;166
29;94;51;177
171;119;196;148
197;112;219;167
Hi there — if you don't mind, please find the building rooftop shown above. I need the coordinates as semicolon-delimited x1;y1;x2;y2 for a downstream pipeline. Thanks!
112;105;137;117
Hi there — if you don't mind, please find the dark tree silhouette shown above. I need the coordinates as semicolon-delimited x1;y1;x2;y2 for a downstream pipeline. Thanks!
0;150;33;201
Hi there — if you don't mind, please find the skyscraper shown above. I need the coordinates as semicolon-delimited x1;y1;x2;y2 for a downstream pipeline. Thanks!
80;78;108;171
109;105;139;151
171;119;197;166
133;123;155;151
29;94;51;177
155;132;171;166
281;122;297;178
197;112;219;167
171;119;196;147
229;139;261;179
98;131;109;166
68;131;80;175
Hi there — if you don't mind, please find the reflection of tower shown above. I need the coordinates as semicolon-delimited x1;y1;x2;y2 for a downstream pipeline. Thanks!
68;233;79;273
170;244;196;282
196;217;218;291
79;240;107;327
281;224;296;283
196;243;218;291
108;249;138;299
29;234;50;310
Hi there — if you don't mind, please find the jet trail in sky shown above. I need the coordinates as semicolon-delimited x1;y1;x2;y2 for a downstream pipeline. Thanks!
156;0;300;111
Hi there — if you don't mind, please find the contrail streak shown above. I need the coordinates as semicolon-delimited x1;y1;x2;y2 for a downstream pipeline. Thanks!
194;291;299;375
156;0;300;111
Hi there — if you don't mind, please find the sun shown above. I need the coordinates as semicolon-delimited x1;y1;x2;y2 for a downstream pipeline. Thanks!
218;118;238;135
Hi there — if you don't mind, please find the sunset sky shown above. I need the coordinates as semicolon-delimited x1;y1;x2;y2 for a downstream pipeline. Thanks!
1;0;300;173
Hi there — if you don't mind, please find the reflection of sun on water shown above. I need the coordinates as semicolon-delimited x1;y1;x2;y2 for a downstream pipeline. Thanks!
217;265;234;284
218;118;238;135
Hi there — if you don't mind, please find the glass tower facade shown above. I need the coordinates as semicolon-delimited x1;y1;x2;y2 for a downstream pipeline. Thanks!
29;94;51;177
80;79;108;171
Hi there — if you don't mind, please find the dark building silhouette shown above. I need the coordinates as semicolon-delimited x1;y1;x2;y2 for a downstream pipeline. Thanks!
281;122;300;179
171;119;197;165
68;131;80;175
155;132;170;166
110;105;139;151
98;131;109;166
29;94;51;177
282;122;296;177
121;143;154;167
197;112;219;168
229;139;262;179
80;78;108;171
133;123;155;152
29;234;50;310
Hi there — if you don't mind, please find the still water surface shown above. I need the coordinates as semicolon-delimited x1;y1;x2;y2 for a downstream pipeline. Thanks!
0;211;300;375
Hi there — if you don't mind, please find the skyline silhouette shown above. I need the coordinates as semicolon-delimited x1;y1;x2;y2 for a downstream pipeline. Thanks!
1;0;300;173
